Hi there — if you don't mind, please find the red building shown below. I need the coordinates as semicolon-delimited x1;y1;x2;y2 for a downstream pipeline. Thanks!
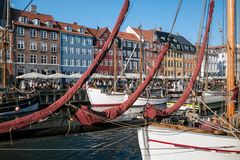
87;27;122;75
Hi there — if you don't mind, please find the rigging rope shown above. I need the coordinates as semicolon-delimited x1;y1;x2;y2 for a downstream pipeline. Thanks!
143;0;215;119
0;0;130;134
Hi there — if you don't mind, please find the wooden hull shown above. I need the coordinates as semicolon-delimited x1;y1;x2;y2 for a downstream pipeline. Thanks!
138;124;240;160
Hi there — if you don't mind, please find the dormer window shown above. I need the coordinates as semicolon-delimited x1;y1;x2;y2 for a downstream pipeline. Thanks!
18;16;28;23
65;26;72;32
78;28;84;34
32;19;40;26
46;21;53;28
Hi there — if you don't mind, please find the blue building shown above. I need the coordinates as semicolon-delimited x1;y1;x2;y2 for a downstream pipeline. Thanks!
57;21;94;74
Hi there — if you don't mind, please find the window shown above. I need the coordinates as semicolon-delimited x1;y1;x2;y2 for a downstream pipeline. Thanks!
30;42;37;50
30;29;37;37
82;38;86;45
82;60;87;67
127;42;131;47
81;48;86;54
32;19;40;25
17;40;25;49
99;40;103;46
108;60;113;66
87;60;92;66
69;59;74;66
46;21;53;28
17;27;24;36
87;49;92;55
51;44;57;52
87;38;92;45
50;32;57;40
30;54;37;63
78;28;84;34
62;35;67;41
62;47;67;53
41;43;47;52
109;50;113;55
50;56;57;64
64;59;68;66
76;48;80;54
17;53;24;63
69;47;74;54
70;36;74;44
18;16;28;23
40;31;47;39
76;59;80;66
41;55;47;64
75;37;80;43
65;26;72;32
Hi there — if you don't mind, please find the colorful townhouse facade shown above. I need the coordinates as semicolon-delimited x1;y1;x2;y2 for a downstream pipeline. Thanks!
87;27;122;75
118;31;139;73
11;6;60;76
57;21;94;74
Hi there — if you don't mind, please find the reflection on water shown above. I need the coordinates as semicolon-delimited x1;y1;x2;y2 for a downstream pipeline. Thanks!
0;127;141;160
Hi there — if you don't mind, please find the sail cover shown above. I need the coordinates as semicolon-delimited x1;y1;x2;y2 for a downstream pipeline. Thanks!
0;0;130;134
143;0;215;119
75;44;169;125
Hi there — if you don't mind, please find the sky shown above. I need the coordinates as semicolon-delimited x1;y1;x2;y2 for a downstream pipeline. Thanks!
11;0;239;46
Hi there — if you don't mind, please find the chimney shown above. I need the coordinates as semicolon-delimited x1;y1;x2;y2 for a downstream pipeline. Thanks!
73;22;77;25
30;4;37;13
156;27;162;32
176;32;179;36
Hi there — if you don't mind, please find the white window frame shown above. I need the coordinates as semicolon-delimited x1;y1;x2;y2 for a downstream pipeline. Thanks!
17;27;24;36
17;53;25;63
41;55;47;64
50;44;57;52
40;30;47;39
50;32;57;40
30;29;37;38
41;43;47;52
50;56;57;64
30;42;37;51
17;40;25;49
30;54;37;63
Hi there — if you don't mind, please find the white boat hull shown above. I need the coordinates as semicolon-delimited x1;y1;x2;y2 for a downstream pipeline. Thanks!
138;125;240;160
87;87;167;120
87;87;167;107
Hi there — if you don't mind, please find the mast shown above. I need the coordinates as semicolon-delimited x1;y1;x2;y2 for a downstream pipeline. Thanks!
227;0;235;118
114;39;118;92
139;25;143;85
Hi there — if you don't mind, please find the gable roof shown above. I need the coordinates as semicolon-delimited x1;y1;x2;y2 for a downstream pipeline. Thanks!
131;27;154;42
56;21;92;36
87;27;109;38
11;8;59;31
118;32;138;41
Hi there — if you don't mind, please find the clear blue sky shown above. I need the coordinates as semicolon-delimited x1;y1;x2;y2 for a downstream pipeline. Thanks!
11;0;239;46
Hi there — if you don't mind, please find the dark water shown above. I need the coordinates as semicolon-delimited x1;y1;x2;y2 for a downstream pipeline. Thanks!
0;127;142;160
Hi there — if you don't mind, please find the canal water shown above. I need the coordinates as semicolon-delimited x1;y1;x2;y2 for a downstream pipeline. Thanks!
0;127;142;160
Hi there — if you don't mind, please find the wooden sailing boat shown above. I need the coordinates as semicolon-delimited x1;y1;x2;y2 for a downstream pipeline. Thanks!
138;0;240;159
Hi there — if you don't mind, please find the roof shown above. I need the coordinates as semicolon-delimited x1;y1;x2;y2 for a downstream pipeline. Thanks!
56;21;92;36
131;27;154;42
11;8;59;31
87;27;109;38
117;32;138;41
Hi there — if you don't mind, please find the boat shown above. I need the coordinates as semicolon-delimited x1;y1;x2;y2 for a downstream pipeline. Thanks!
138;0;240;159
0;90;39;117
